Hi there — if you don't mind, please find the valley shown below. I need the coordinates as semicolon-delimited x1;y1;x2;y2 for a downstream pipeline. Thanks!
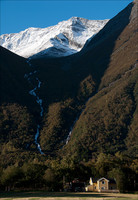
0;0;137;161
0;0;137;193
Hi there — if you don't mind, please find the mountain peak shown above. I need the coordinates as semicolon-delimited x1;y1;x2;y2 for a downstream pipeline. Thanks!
0;17;108;58
69;16;87;22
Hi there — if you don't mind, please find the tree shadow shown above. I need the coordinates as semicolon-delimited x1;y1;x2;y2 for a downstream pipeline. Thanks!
0;191;127;199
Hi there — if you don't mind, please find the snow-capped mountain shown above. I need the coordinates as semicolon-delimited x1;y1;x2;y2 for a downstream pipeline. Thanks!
0;17;108;58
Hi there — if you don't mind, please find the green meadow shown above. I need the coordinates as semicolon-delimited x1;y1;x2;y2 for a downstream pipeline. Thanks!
0;192;137;200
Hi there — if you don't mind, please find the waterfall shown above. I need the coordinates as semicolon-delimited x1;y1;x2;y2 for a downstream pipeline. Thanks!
25;59;44;154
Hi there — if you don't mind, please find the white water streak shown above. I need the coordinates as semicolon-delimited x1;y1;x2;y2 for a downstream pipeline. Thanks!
25;59;44;154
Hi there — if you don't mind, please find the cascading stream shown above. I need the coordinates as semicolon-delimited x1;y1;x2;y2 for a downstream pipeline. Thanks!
25;59;44;154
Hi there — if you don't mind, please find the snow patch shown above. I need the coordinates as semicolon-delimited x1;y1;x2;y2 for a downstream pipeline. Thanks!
0;17;109;58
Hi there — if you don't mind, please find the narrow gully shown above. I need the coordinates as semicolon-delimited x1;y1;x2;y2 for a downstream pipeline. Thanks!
25;59;44;154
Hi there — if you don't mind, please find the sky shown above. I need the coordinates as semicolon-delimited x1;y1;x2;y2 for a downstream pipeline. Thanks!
0;0;133;35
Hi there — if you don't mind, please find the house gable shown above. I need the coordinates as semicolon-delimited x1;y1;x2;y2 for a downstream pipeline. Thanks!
97;178;109;191
86;177;118;192
98;177;109;182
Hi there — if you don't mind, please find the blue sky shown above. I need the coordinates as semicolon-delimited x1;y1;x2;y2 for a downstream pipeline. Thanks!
1;0;133;35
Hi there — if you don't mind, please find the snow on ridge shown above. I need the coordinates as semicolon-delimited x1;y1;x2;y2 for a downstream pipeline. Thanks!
0;17;109;58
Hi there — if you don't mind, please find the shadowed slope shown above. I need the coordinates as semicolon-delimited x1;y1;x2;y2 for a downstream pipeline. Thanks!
0;46;33;106
30;2;137;156
0;1;137;164
62;1;138;160
0;47;40;164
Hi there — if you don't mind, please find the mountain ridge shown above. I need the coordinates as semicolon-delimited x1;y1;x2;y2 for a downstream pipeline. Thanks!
0;17;108;58
0;1;137;167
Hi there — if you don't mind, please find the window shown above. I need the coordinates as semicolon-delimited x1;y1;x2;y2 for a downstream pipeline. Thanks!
95;186;96;189
102;181;105;184
101;187;105;190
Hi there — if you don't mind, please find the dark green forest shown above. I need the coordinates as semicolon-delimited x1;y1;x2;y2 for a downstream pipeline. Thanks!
0;153;137;192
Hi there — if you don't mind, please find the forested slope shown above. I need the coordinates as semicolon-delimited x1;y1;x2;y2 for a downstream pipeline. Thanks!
30;1;137;158
62;1;138;160
0;1;137;167
0;47;40;166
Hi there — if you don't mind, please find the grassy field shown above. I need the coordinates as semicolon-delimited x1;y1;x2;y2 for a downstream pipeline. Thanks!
0;191;137;200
